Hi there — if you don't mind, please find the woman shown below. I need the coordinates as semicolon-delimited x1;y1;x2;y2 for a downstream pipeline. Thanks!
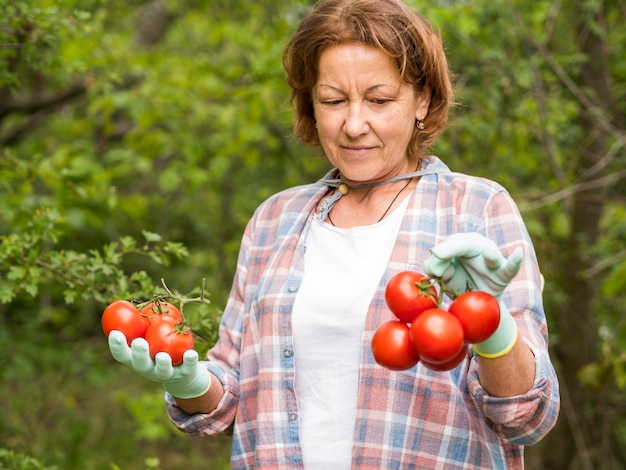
108;0;560;468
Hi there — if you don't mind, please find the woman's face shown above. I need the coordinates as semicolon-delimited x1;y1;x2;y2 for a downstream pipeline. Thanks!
312;43;430;184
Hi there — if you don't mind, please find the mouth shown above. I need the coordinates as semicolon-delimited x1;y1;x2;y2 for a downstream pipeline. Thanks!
341;145;376;154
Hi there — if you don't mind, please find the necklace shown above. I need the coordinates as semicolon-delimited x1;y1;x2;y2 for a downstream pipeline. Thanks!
326;176;413;227
315;165;446;224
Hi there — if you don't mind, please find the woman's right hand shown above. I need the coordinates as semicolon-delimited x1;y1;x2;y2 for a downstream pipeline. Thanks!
108;330;212;399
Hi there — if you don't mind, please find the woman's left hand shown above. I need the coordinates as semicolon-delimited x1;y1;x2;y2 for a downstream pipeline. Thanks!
423;232;523;299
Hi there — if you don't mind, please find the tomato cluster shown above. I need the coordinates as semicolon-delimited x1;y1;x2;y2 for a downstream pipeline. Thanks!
102;299;194;365
372;271;501;372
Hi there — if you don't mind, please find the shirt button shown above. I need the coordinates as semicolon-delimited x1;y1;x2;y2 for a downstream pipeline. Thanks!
283;348;293;358
288;283;298;293
288;412;298;422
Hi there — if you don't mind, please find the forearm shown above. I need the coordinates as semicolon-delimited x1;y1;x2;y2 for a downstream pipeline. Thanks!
173;371;225;414
477;334;535;397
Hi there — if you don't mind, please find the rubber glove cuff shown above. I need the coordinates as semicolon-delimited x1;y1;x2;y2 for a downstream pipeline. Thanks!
160;351;212;399
108;330;212;399
472;302;518;359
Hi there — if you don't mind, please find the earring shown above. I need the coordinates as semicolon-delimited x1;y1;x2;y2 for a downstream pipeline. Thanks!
415;119;425;130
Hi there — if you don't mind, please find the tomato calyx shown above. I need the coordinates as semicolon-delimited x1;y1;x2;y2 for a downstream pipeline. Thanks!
140;298;181;316
415;277;438;295
385;272;439;323
144;314;194;365
170;319;193;335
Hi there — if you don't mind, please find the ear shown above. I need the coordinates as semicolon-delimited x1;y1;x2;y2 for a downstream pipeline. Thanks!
415;85;431;121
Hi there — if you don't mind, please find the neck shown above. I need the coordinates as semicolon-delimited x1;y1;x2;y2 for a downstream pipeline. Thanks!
337;162;420;190
315;162;443;225
326;176;416;228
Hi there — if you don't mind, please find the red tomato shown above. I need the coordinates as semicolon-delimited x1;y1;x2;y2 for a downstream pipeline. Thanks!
421;345;468;372
144;316;194;365
371;320;420;371
410;308;465;364
140;300;184;323
385;271;438;323
449;291;501;343
101;300;149;345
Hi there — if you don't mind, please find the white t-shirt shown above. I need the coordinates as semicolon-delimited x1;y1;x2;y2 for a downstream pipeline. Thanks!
292;193;411;469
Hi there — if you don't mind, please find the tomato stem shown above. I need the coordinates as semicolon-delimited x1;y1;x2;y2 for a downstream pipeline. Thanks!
131;278;212;321
427;275;465;305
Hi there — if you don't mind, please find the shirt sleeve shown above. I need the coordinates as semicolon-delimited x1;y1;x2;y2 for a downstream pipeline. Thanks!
164;361;239;436
467;340;560;446
164;215;256;435
466;186;560;446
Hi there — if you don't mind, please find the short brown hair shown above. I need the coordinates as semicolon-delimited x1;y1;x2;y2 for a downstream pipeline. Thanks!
283;0;454;161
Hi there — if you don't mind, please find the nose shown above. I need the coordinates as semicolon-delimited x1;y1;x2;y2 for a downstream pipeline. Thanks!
343;103;369;137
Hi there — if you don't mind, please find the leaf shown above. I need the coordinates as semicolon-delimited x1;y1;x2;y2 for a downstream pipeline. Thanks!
577;362;609;391
142;231;162;243
7;266;26;281
0;283;16;303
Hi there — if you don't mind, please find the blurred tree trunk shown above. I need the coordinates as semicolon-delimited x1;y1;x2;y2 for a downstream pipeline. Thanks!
527;1;619;468
134;0;176;47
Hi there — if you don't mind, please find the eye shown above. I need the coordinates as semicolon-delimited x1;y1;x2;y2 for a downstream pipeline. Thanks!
371;98;391;105
322;99;344;106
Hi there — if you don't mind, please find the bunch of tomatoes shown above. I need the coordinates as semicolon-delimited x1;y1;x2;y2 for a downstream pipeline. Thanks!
372;271;501;372
102;299;194;365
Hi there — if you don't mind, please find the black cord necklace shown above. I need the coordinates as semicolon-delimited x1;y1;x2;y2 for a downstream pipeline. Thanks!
326;176;413;227
315;165;446;224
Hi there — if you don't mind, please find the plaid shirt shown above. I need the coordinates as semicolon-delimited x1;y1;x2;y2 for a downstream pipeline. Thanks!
166;156;559;469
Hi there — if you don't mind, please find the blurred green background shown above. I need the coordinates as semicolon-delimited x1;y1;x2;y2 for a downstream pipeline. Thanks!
1;0;625;468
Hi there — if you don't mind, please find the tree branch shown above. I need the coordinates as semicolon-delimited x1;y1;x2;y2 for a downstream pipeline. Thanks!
579;134;626;180
519;169;626;211
582;249;626;278
0;82;87;121
528;36;624;144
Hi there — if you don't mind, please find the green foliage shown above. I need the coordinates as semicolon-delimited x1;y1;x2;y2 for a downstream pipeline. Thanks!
0;203;188;304
1;0;625;468
0;0;319;467
0;448;58;470
0;326;230;470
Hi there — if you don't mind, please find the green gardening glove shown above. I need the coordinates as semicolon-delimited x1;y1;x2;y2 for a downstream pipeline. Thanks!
108;330;211;399
423;232;523;358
